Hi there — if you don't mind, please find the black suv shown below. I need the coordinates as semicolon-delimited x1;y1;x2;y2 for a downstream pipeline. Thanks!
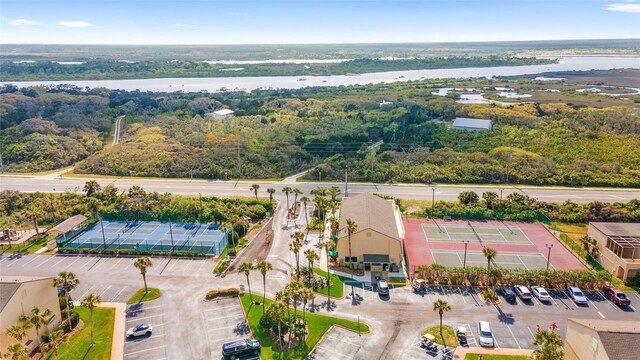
497;287;516;302
222;339;261;359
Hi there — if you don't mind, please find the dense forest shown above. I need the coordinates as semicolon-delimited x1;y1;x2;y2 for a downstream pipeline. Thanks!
0;56;554;81
1;73;639;187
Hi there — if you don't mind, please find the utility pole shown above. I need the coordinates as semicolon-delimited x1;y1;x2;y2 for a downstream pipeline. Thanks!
100;214;107;250
546;244;553;270
505;145;513;184
169;219;175;252
237;141;241;177
370;150;375;182
344;165;349;198
431;187;437;217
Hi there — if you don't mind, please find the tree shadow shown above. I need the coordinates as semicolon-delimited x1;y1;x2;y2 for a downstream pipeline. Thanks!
494;303;515;325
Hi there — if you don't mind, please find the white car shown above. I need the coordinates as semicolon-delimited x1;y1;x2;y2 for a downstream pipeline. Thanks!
531;286;551;302
127;323;152;338
566;286;588;305
477;321;494;347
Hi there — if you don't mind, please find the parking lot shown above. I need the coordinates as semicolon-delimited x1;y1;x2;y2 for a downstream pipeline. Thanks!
204;297;254;359
0;253;216;277
312;326;365;360
124;300;168;360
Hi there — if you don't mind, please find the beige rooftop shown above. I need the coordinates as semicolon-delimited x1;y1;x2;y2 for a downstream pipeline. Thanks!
339;193;401;240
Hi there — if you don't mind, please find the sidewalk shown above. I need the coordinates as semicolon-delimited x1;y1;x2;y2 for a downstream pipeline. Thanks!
453;346;533;359
99;302;126;360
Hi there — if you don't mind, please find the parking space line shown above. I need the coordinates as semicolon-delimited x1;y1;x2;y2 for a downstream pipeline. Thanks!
597;311;605;319
126;314;163;322
52;257;68;267
324;333;361;348
153;258;167;273
207;323;246;331
197;259;207;273
111;287;127;302
531;297;541;307
457;287;467;303
315;345;353;359
527;326;541;349
109;258;124;270
549;295;560;308
124;345;166;357
465;324;478;346
79;285;94;299
65;256;82;268
37;255;58;267
99;286;111;298
507;326;521;349
594;291;618;310
21;255;41;267
204;312;244;320
167;259;180;272
493;334;500;348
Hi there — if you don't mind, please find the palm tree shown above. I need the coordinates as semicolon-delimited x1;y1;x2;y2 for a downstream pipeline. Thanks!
319;240;335;309
532;330;564;360
266;302;287;349
133;257;153;294
304;249;320;283
275;289;292;347
224;215;240;248
300;196;310;227
83;180;101;196
238;262;255;301
20;306;52;354
25;204;43;234
256;260;273;311
81;293;101;346
482;247;498;286
53;271;79;325
293;188;303;212
300;287;315;326
328;186;341;200
3;342;29;360
5;323;30;343
290;232;304;279
286;281;304;345
267;188;276;202
250;184;260;200
40;329;69;360
433;299;451;347
345;218;358;268
282;187;292;214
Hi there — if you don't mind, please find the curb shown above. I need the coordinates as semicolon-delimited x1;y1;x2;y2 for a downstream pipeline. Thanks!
222;216;274;275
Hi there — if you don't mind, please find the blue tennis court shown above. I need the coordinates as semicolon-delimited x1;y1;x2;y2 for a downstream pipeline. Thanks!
60;220;228;255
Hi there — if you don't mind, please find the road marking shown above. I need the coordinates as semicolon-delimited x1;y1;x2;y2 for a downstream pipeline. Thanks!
99;286;111;298
441;286;448;300
52;257;68;267
65;256;82;268
112;287;127;302
21;255;41;267
109;258;124;270
124;345;166;357
79;285;94;299
203;312;244;320
197;259;207;273
493;335;500;348
532;297;541;307
507;326;521;349
36;255;57;267
153;258;167;273
629;305;636;311
457;286;467;303
527;326;542;350
125;314;163;322
597;311;605;319
549;296;560;308
167;258;180;272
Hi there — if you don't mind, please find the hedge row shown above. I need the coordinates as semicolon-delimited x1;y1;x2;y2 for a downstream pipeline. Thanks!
57;247;208;257
205;288;240;300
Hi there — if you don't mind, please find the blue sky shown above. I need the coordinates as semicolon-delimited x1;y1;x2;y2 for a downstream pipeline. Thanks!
1;1;639;44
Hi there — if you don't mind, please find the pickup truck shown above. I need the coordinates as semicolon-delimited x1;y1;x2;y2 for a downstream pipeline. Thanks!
602;286;631;307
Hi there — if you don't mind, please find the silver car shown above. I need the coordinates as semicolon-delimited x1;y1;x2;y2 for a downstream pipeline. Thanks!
567;286;588;305
531;286;551;302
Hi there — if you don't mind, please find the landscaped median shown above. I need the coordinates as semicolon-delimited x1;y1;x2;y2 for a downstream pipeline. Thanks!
312;268;351;298
127;288;161;304
239;293;369;359
464;354;529;360
422;325;459;348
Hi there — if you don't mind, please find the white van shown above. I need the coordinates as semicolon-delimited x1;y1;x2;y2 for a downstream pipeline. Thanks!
478;321;495;347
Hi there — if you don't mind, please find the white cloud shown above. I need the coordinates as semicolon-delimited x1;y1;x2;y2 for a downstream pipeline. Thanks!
174;23;196;27
8;18;40;26
57;20;94;28
229;12;251;17
605;2;640;13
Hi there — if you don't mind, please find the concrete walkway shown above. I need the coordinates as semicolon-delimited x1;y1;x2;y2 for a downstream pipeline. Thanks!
98;302;126;360
453;346;534;359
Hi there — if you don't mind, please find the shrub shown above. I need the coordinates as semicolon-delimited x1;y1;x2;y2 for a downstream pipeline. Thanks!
626;273;640;287
205;288;239;300
59;310;80;332
57;247;208;257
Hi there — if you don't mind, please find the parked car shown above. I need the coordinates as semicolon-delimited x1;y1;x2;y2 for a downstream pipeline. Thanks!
603;286;631;307
126;323;152;338
513;285;532;300
497;287;516;302
477;321;495;347
222;339;261;359
566;286;588;305
531;286;552;302
377;279;389;296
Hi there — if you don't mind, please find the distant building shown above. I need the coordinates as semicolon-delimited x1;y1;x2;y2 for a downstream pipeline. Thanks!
336;193;405;277
379;100;393;107
588;222;640;281
452;117;493;131
1;276;62;354
565;318;640;360
209;109;235;118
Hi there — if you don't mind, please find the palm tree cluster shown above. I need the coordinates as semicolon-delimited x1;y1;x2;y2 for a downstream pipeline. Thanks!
532;329;564;360
416;263;610;290
4;305;55;359
307;186;342;231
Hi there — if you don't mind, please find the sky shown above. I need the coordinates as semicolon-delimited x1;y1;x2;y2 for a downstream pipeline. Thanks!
1;0;639;44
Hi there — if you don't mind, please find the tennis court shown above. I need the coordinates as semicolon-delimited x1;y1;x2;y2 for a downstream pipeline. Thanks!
423;222;531;245
431;250;551;270
60;221;228;255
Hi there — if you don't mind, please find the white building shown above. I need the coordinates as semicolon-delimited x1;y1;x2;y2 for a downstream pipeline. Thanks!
452;117;493;131
209;109;235;118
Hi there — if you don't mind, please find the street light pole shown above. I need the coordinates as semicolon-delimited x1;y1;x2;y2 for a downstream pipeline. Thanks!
463;240;469;270
344;165;349;198
431;187;437;217
499;188;504;201
100;214;106;250
546;244;553;270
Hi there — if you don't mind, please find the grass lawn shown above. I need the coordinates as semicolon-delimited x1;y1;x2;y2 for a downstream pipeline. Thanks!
0;234;49;254
43;306;114;360
312;268;351;298
127;288;161;304
240;293;369;360
465;354;530;360
422;325;459;347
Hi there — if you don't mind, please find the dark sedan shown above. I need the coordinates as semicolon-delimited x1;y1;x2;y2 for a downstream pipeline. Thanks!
498;287;517;302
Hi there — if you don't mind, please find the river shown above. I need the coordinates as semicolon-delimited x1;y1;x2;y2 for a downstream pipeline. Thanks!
2;56;638;93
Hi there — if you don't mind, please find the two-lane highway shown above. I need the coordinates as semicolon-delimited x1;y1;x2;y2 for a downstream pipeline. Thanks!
1;175;639;203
